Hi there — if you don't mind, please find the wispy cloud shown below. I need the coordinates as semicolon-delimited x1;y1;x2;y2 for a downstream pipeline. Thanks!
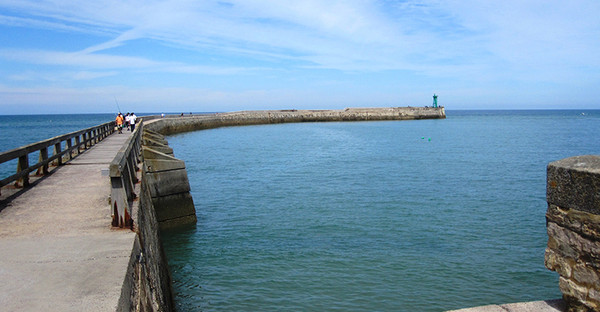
0;49;159;68
1;0;599;111
8;70;118;82
4;0;599;72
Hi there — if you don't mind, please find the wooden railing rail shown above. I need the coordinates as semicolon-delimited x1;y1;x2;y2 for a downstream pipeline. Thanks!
109;120;144;228
0;121;116;195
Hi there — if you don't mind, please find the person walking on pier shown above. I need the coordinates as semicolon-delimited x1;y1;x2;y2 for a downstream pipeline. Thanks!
124;113;131;131
116;113;124;134
130;112;137;132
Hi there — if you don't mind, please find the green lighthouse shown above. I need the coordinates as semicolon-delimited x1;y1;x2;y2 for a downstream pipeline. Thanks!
432;94;438;108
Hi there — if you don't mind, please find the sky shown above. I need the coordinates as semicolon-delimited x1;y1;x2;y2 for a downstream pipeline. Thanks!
1;0;599;114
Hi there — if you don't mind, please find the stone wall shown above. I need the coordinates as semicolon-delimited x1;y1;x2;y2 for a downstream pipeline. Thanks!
144;107;446;135
142;129;197;229
116;165;177;311
546;155;600;312
128;107;444;311
117;128;197;311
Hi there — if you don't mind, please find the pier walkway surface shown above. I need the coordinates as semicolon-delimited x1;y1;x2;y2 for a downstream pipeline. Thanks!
0;131;136;312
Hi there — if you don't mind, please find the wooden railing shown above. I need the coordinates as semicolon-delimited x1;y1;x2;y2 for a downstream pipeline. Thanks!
109;120;143;228
0;121;116;195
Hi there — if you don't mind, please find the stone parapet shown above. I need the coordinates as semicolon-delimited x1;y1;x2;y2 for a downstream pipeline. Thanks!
546;155;600;311
144;107;446;135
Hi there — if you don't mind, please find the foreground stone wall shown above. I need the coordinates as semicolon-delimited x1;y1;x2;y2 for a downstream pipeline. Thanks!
142;129;197;229
546;155;600;311
145;107;445;135
118;128;197;311
116;167;176;311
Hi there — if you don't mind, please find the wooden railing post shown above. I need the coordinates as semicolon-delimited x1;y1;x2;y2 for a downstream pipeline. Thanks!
16;155;30;187
36;147;49;175
1;120;116;192
66;138;73;160
54;142;62;166
76;135;82;154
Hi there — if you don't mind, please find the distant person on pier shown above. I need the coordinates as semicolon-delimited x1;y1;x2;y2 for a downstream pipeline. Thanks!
115;113;124;134
130;112;137;132
125;113;131;131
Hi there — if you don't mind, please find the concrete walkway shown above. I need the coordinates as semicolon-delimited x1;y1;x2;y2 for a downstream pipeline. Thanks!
0;131;137;312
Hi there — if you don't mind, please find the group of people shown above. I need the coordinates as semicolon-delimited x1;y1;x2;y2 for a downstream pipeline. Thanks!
115;112;137;134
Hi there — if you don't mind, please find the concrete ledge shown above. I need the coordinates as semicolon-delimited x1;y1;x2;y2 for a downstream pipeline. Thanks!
447;299;565;312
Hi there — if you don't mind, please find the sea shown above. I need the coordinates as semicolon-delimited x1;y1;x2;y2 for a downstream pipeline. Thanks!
1;110;599;311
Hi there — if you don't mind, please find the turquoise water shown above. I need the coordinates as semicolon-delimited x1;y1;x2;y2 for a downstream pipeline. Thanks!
162;110;599;311
1;111;598;311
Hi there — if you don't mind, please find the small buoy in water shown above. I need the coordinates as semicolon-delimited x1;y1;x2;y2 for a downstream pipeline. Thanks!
421;137;425;139
428;138;431;141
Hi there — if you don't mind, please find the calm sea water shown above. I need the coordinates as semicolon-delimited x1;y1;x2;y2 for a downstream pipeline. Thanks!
0;113;160;179
1;110;598;311
162;110;599;312
0;114;115;179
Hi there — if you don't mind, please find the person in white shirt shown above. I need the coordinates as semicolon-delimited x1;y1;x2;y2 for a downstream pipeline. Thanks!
130;113;137;132
124;113;131;131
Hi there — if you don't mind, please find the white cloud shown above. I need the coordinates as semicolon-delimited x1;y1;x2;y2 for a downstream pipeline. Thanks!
0;48;159;68
4;0;599;73
7;70;118;82
1;0;599;110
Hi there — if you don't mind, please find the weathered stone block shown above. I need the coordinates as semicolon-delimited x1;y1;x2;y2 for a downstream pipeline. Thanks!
143;146;177;161
143;131;168;145
145;159;185;173
589;288;600;306
143;148;185;172
142;140;174;155
547;155;600;312
545;247;574;278
151;192;196;224
547;221;581;260
144;169;191;198
573;263;600;287
547;204;600;239
547;155;600;215
140;137;197;230
559;277;587;303
142;136;169;148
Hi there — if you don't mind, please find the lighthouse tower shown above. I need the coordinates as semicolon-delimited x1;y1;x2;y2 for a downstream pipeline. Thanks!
432;94;438;108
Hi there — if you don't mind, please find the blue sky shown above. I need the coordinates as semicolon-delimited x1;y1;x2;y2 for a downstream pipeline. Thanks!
1;0;599;114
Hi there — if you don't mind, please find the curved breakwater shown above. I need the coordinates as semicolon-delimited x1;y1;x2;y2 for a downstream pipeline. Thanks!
145;107;445;134
135;106;445;311
153;110;599;311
